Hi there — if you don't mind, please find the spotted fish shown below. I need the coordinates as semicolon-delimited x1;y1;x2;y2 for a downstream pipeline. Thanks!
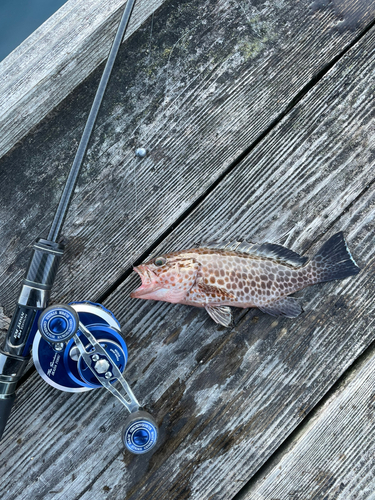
130;232;360;327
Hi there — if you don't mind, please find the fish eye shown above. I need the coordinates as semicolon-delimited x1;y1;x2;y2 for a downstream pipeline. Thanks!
154;257;166;267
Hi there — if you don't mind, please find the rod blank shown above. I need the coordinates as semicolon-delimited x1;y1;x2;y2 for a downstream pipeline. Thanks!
48;0;137;242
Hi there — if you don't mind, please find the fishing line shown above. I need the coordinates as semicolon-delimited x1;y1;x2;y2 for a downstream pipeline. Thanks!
48;0;137;242
0;0;159;454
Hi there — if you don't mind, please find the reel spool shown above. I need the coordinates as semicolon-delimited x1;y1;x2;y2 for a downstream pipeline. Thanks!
33;302;126;393
32;301;158;454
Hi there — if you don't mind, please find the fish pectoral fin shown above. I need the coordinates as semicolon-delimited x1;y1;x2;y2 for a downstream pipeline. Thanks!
205;305;233;327
197;282;236;300
259;296;303;318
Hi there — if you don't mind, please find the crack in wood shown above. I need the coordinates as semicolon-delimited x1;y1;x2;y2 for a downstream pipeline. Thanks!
233;326;375;499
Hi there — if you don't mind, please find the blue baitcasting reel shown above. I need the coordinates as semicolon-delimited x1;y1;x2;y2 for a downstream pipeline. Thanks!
32;301;158;454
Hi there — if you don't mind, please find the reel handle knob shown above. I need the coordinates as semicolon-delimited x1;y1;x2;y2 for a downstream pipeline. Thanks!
123;410;158;455
38;305;79;343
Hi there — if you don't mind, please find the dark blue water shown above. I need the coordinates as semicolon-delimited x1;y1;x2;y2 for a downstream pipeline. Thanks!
0;0;67;62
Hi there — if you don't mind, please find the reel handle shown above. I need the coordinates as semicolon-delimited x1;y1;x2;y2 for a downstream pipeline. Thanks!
74;322;140;413
123;410;158;454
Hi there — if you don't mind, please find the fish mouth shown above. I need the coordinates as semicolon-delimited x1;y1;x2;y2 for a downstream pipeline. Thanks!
130;265;160;298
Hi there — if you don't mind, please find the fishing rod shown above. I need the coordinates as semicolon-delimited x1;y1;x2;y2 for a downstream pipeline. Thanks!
0;0;158;455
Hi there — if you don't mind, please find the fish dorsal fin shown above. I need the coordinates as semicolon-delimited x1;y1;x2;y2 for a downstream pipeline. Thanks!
200;240;308;268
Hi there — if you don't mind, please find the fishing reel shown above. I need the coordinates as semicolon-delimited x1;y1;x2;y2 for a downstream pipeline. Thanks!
32;301;158;454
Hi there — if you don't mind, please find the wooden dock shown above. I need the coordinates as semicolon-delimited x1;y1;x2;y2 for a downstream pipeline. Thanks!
1;0;375;498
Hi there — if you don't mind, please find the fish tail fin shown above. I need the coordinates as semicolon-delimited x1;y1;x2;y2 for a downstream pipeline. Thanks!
310;232;360;284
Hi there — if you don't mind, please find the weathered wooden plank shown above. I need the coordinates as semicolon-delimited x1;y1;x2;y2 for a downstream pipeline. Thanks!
1;0;374;323
74;30;375;499
0;0;165;159
238;344;375;500
1;21;374;500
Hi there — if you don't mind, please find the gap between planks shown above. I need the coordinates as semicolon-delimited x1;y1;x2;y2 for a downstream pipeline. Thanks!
0;0;165;159
232;325;375;499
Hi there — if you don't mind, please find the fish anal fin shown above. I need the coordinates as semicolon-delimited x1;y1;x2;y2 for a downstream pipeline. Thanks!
259;296;303;318
205;305;232;327
200;240;307;268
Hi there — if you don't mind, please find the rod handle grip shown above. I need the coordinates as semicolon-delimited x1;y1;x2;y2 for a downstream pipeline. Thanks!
0;394;16;440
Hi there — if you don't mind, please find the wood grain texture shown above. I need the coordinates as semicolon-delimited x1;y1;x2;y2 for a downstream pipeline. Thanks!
1;0;374;322
239;344;375;500
0;0;165;159
0;20;374;500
